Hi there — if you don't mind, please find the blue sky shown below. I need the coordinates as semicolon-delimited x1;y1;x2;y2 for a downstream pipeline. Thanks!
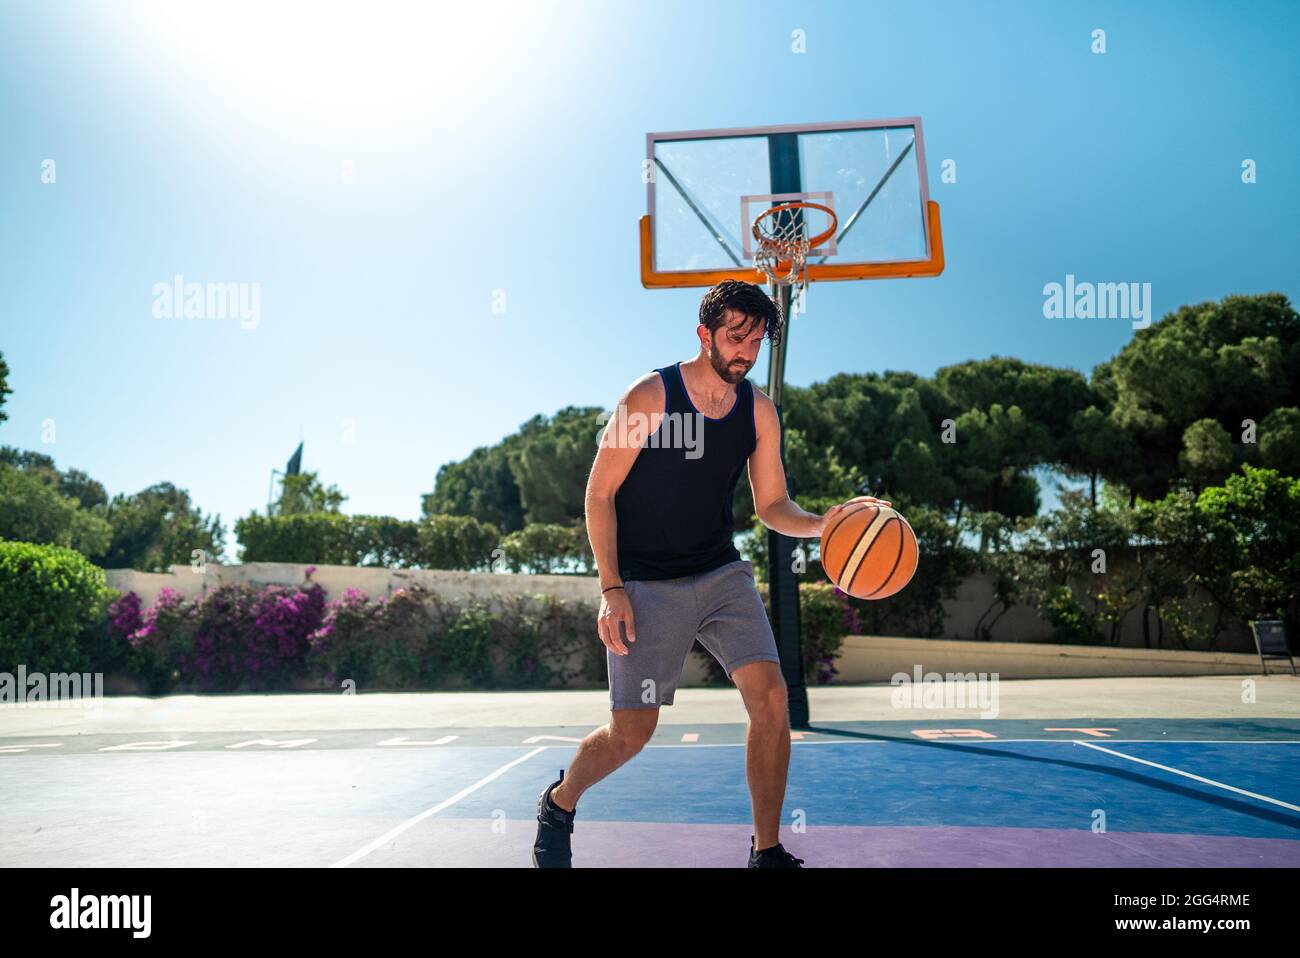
2;0;1297;558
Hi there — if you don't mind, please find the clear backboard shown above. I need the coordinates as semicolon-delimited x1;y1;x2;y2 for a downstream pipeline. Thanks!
640;118;944;288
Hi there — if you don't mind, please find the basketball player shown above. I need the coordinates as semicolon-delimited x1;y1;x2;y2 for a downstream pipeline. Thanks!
533;279;889;867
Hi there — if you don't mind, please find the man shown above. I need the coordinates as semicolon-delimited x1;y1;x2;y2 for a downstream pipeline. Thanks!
533;279;888;867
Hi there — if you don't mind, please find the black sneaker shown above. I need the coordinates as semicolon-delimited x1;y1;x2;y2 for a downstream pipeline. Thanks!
532;769;576;868
748;835;805;868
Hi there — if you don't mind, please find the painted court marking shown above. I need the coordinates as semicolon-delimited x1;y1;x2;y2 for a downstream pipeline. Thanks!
1073;740;1300;813
330;745;548;868
377;735;459;747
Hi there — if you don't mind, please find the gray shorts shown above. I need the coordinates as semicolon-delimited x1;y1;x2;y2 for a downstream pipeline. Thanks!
607;558;781;710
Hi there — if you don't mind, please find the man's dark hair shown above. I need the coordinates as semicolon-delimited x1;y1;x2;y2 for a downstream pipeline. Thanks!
698;280;784;348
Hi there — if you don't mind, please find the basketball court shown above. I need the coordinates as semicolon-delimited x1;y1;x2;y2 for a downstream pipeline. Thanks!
3;676;1297;868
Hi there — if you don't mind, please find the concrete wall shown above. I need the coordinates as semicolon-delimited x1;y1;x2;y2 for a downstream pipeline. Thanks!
104;561;602;610
830;634;1269;682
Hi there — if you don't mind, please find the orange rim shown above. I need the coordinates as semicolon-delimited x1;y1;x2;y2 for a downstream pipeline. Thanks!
751;201;839;265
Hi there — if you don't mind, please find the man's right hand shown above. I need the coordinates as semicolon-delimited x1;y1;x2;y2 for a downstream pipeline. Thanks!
598;587;636;656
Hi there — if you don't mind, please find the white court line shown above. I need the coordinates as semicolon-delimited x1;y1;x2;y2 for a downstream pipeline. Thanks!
1073;740;1300;813
894;739;1300;745
330;745;548;868
960;739;1300;745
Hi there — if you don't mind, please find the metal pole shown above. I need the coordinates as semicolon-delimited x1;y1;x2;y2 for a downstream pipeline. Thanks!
267;470;282;516
766;282;810;728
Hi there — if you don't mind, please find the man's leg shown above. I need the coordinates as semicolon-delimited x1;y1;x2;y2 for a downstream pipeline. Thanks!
550;707;659;811
731;660;790;850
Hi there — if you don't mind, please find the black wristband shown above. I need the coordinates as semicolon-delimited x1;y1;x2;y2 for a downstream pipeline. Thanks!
602;585;625;594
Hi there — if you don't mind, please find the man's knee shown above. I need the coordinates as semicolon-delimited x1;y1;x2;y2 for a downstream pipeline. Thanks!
609;708;659;756
736;665;789;725
752;685;789;726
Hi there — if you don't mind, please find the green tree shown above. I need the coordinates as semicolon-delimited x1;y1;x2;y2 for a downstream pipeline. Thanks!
0;352;10;425
423;443;525;532
0;463;113;554
1094;293;1300;502
96;482;226;571
1061;405;1138;508
508;406;604;526
0;450;110;508
1258;407;1300;477
1180;419;1236;491
946;404;1050;544
275;471;346;515
935;356;1093;455
1196;465;1300;629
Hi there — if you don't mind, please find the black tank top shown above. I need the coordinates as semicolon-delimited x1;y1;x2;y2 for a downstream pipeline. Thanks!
614;361;756;581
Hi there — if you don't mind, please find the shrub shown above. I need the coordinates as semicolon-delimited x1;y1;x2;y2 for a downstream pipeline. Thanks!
500;523;585;574
307;586;380;688
800;582;852;683
414;514;501;570
0;540;114;673
234;513;355;564
493;592;598;689
302;584;599;691
123;586;195;693
371;585;442;688
439;603;496;686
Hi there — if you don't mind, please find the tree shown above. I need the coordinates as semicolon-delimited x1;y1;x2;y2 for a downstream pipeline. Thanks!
935;356;1093;454
945;404;1051;546
1180;419;1236;492
424;444;525;532
0;352;10;425
1094;293;1300;501
0;463;113;555
95;482;226;571
1063;405;1138;508
1196;464;1300;631
274;471;346;516
507;406;604;526
1258;407;1300;477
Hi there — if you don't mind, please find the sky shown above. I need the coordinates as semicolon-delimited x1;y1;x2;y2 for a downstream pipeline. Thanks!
1;0;1297;559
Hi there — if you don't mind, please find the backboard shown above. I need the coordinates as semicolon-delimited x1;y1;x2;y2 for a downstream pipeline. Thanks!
640;118;944;288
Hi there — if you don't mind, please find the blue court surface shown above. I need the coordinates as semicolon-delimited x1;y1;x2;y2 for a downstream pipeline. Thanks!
2;715;1297;867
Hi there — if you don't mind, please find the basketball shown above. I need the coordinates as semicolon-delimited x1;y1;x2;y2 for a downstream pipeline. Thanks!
820;502;918;600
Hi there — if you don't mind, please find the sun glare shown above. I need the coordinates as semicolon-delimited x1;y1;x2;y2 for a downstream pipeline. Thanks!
98;0;549;142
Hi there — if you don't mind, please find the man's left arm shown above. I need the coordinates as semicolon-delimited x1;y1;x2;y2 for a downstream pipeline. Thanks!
748;389;891;537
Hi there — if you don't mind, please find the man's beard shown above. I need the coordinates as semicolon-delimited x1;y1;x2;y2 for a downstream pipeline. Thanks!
710;351;751;385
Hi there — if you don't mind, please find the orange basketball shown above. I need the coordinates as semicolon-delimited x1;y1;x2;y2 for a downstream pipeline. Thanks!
820;502;918;600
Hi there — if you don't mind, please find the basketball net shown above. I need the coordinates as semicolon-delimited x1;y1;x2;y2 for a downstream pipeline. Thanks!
751;201;838;297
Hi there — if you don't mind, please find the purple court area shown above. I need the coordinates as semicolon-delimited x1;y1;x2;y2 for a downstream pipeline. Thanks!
352;821;1300;868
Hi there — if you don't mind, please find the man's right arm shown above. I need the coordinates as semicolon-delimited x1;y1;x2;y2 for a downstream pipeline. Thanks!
585;373;665;590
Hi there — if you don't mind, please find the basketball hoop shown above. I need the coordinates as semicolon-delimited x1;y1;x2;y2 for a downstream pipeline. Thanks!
751;201;838;289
